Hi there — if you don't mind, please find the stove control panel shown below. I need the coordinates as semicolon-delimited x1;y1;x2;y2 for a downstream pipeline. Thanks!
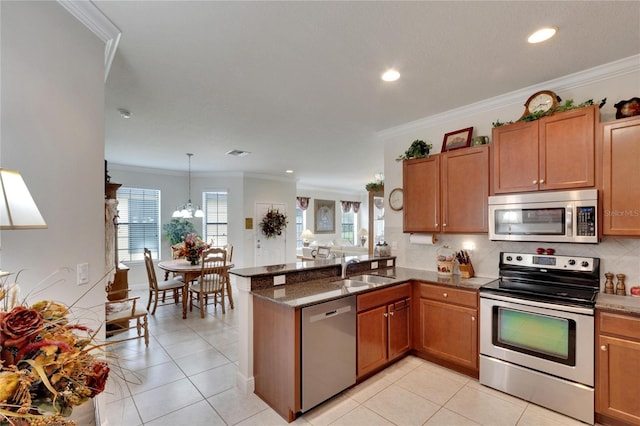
502;252;596;272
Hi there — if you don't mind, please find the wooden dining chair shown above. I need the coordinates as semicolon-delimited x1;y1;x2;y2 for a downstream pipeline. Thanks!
189;247;229;317
106;290;149;347
144;248;184;315
223;243;233;263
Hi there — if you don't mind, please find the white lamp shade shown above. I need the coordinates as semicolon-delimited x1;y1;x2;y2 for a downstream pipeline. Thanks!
0;169;47;229
358;228;368;237
301;229;313;239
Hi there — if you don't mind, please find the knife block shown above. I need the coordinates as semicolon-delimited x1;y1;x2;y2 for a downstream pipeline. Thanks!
458;262;475;279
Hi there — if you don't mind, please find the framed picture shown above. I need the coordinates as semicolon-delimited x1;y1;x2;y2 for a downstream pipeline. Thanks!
314;199;335;234
441;127;473;152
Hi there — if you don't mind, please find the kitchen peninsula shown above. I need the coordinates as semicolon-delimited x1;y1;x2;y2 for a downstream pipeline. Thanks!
229;255;494;422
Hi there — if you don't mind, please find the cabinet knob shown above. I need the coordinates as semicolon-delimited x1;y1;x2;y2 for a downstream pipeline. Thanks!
443;293;448;298
389;311;394;316
539;179;545;184
471;316;475;321
443;223;447;227
532;180;537;185
435;223;438;227
600;345;607;352
383;312;388;318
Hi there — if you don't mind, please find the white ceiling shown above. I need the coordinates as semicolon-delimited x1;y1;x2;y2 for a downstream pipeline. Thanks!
96;1;640;192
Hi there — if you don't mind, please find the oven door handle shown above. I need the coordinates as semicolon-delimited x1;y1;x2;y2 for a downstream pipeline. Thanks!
479;292;594;315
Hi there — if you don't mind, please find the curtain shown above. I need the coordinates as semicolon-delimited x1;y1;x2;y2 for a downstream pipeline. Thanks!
352;202;361;213
340;201;353;213
296;196;310;211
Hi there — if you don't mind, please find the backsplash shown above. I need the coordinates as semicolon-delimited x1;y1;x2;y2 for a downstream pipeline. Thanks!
387;226;640;293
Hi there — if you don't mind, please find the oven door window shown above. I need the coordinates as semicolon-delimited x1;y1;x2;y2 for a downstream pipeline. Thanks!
492;306;576;366
494;208;565;236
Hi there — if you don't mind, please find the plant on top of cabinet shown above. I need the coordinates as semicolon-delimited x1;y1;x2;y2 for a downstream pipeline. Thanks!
492;98;604;127
396;139;432;161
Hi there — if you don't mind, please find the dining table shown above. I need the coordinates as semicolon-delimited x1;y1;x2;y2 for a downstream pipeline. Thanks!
157;259;234;319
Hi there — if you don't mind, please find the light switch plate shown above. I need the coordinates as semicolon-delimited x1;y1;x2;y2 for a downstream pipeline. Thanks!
77;263;89;285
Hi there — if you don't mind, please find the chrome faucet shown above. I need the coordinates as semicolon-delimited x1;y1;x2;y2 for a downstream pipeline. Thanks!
341;258;360;279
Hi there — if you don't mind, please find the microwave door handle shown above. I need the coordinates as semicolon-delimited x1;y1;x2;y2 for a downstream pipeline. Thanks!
566;208;573;237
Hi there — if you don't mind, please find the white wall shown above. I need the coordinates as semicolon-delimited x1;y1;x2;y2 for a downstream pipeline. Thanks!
0;1;105;315
381;61;640;289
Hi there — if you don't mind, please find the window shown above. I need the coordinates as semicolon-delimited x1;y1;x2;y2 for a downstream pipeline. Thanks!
116;187;160;262
296;207;304;248
341;209;355;244
204;191;228;246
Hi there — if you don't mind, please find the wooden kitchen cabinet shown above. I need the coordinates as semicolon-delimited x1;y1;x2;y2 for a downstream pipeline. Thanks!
492;105;597;194
403;156;440;233
403;145;489;233
601;116;640;236
413;282;479;377
596;309;640;425
441;145;489;233
357;283;411;378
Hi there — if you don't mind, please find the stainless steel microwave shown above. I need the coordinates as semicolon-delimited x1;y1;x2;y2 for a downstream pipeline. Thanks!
488;189;598;243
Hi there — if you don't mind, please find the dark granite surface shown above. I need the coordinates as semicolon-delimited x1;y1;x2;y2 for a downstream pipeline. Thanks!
251;266;495;308
596;293;640;315
229;254;393;278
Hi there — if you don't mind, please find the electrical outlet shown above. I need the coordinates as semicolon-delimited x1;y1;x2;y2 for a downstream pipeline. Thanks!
371;261;379;269
274;275;286;286
77;263;89;285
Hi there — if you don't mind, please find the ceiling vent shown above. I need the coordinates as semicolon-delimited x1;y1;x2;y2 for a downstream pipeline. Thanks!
226;149;251;157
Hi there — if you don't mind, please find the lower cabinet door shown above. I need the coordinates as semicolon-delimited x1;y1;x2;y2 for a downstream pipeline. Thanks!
418;298;478;370
388;299;411;360
596;334;640;424
357;305;388;377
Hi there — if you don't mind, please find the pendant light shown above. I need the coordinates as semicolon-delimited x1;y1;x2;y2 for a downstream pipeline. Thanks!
172;153;204;219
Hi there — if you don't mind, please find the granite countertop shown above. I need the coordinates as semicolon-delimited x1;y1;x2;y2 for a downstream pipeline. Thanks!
229;254;394;278
251;266;496;309
596;293;640;315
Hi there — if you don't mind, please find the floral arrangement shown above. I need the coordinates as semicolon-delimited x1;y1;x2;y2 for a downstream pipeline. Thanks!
259;208;288;239
172;233;210;264
0;290;109;425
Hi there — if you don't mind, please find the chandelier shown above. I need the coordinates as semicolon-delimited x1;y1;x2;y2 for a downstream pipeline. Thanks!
172;153;204;219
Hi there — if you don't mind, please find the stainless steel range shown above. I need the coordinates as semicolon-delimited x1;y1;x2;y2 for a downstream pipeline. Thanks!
479;252;600;424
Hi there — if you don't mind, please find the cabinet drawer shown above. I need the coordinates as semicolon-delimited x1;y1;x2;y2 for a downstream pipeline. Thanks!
599;311;640;341
418;283;477;308
358;283;411;312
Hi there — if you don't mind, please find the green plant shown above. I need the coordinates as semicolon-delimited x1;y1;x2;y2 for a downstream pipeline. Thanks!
365;181;384;192
162;218;197;245
396;139;432;161
492;98;604;127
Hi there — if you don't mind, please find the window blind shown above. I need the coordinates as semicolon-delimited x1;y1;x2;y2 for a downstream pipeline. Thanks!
116;187;160;262
204;191;228;246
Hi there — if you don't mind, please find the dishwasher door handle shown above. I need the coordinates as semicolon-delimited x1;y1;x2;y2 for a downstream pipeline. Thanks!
309;305;352;323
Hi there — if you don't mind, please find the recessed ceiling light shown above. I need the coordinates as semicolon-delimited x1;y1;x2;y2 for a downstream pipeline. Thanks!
285;170;294;174
528;27;557;44
381;69;400;82
117;108;132;118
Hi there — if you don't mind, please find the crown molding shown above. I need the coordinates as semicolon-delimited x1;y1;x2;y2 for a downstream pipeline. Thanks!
377;54;640;139
57;0;121;82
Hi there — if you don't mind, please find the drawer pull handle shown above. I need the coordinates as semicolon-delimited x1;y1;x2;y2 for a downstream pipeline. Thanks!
443;293;448;298
600;345;607;352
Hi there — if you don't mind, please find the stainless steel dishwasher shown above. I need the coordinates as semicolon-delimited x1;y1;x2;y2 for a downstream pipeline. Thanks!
301;295;356;412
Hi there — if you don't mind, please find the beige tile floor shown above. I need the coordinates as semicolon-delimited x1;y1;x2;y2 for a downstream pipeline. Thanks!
105;288;586;426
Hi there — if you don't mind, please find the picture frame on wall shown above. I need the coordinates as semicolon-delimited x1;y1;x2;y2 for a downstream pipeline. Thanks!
441;127;473;152
314;199;335;234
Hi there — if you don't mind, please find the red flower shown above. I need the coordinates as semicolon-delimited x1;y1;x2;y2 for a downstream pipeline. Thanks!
0;306;44;351
86;361;110;397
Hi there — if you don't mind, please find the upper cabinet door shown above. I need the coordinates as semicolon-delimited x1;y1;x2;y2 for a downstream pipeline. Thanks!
601;116;640;236
441;146;490;233
403;156;440;233
492;120;539;194
539;105;596;190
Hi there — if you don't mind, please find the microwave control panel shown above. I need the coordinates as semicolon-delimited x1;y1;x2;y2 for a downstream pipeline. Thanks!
576;206;596;236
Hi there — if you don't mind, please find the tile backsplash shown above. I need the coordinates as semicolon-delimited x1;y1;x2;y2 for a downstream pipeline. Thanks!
388;226;640;293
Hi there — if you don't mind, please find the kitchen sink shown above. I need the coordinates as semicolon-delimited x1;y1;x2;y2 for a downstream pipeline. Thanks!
346;274;396;285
